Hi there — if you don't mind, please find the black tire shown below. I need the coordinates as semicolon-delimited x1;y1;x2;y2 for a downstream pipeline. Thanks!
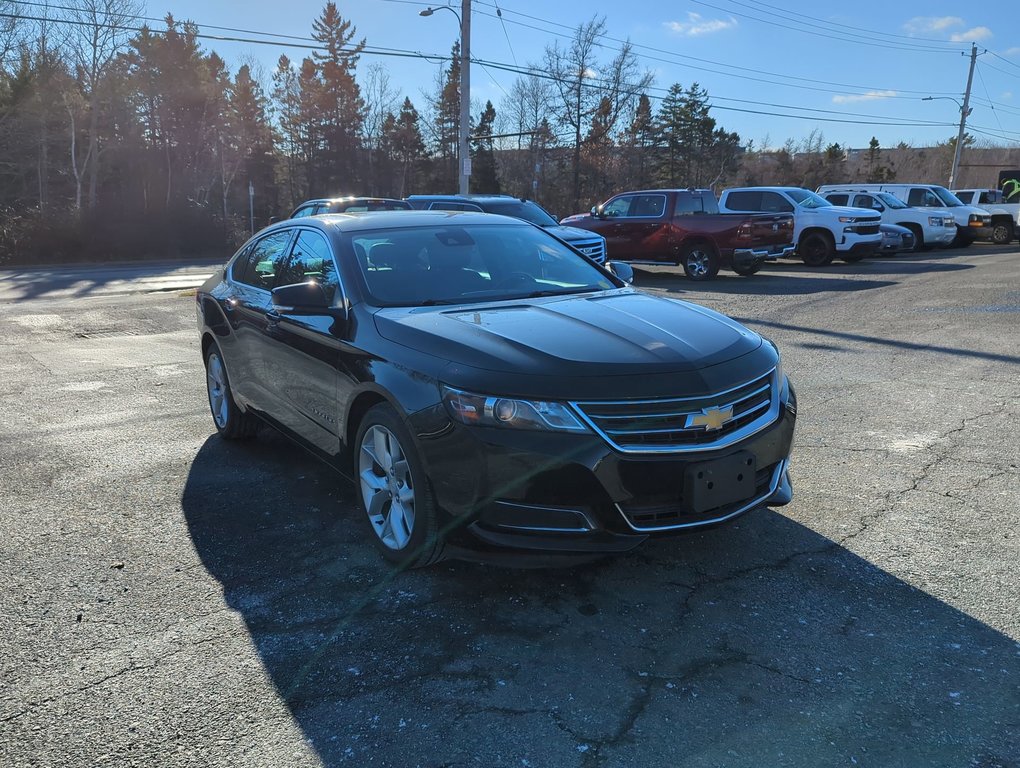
204;344;259;440
950;230;973;249
354;403;445;569
680;243;720;281
732;262;762;276
798;231;835;266
902;223;924;253
991;222;1013;245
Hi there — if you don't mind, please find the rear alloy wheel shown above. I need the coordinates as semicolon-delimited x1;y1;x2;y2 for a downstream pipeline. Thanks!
204;345;258;440
732;262;762;276
798;232;835;266
356;404;444;568
680;244;720;281
991;222;1013;245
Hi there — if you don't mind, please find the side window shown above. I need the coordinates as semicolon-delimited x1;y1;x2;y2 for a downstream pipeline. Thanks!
725;191;762;211
853;194;877;209
979;191;996;205
291;205;315;219
313;203;331;215
907;188;940;207
760;191;794;213
675;193;701;215
826;194;849;206
229;242;255;284
602;196;634;217
233;230;294;289
629;194;667;217
274;230;340;299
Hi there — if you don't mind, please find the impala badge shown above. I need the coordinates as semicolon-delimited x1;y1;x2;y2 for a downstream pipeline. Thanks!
687;406;734;432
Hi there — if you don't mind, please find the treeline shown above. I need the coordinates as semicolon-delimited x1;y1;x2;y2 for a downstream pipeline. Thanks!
0;1;993;265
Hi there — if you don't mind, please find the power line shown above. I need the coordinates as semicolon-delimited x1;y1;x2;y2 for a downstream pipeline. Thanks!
975;64;1006;135
470;1;961;98
687;0;971;54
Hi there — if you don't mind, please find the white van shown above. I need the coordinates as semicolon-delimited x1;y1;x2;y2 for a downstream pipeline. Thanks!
818;189;955;251
951;189;1018;244
816;184;992;247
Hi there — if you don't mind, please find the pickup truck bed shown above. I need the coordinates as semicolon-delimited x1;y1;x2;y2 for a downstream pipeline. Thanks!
560;189;795;280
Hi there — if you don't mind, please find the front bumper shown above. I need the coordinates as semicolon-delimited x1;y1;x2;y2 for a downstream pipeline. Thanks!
410;394;797;556
732;243;797;268
838;239;882;257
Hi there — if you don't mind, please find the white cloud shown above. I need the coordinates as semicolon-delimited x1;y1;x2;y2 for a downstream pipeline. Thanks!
1002;91;1014;100
1001;47;1020;56
950;26;992;42
665;13;737;37
903;16;963;35
832;90;898;104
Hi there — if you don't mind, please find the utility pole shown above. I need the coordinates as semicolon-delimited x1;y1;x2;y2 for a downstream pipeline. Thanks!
950;43;978;188
459;0;471;195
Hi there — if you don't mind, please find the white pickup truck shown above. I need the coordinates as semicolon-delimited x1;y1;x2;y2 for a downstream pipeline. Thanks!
951;189;1018;244
719;186;881;266
819;189;956;251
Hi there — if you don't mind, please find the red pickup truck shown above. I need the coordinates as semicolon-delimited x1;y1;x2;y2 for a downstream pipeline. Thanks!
561;189;796;280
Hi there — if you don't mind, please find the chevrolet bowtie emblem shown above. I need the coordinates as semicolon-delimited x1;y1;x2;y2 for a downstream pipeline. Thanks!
687;406;734;431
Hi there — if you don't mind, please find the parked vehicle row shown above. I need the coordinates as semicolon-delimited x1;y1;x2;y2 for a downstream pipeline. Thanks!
951;188;1019;244
816;189;955;251
559;188;796;280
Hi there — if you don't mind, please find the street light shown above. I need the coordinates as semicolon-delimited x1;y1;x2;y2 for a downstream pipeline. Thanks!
420;3;471;195
922;95;974;189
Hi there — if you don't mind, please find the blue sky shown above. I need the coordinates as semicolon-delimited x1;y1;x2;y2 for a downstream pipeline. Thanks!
162;0;1020;150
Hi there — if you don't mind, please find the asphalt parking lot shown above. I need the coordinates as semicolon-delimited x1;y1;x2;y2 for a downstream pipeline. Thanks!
1;246;1018;767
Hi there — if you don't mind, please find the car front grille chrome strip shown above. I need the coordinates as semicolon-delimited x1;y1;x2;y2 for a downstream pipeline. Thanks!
570;369;780;454
613;459;788;533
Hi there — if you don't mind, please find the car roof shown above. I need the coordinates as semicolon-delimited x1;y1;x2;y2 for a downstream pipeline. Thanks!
406;194;530;203
262;210;532;234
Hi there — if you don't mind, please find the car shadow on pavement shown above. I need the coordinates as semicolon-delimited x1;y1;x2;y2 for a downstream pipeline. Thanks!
182;433;1019;767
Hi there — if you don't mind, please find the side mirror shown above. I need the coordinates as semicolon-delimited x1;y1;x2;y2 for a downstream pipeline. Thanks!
607;261;634;285
590;205;604;218
271;281;333;313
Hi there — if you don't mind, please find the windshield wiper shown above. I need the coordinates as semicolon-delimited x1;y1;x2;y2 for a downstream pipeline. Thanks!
419;298;464;306
523;287;601;299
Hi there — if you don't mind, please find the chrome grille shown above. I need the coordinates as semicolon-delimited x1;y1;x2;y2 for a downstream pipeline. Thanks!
571;370;779;454
573;239;606;263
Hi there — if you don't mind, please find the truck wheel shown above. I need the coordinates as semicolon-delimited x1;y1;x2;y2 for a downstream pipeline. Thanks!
991;222;1013;245
732;263;762;276
901;224;924;252
680;244;720;281
798;232;835;266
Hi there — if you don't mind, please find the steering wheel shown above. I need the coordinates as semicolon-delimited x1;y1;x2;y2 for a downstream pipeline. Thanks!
494;271;539;289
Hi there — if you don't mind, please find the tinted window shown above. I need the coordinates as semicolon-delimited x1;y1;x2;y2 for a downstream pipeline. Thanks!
274;230;341;300
484;201;557;226
628;194;667;217
907;188;943;207
826;194;849;206
676;193;703;215
978;191;1000;205
429;201;483;212
853;194;878;209
725;190;762;211
233;230;295;289
760;191;794;213
350;224;615;307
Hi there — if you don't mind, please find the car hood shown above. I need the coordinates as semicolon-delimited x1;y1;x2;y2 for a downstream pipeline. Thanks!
373;290;765;398
818;205;881;219
542;223;601;241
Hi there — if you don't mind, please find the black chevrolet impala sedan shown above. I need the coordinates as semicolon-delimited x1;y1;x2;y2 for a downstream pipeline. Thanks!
196;211;796;567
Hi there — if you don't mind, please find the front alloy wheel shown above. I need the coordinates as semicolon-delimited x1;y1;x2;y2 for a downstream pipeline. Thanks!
360;424;416;551
355;404;444;567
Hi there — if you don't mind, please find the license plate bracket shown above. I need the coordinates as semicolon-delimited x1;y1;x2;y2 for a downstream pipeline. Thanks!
684;451;757;514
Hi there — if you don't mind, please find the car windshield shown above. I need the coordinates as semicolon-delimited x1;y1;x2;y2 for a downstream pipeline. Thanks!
350;224;616;307
876;192;908;209
483;201;559;227
786;189;832;209
931;186;964;207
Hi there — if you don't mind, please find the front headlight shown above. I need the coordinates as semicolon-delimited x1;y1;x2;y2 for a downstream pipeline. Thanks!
838;216;857;223
441;385;590;433
929;216;943;226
